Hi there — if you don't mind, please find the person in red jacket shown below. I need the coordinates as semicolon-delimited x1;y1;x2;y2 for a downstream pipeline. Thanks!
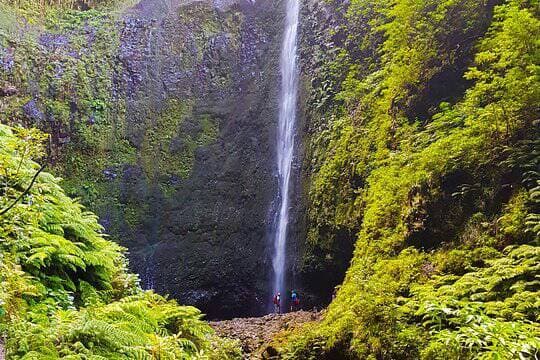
273;292;281;314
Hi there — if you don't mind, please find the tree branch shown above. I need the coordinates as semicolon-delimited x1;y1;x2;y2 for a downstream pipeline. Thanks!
0;162;47;217
0;136;51;217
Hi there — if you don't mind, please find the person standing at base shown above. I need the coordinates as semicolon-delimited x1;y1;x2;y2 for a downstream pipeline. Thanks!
273;292;281;314
290;290;299;312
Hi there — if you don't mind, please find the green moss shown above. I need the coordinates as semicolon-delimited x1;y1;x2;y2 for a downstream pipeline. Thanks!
286;0;540;358
177;3;220;63
197;113;220;146
139;98;220;188
174;3;242;90
0;3;132;220
140;98;192;180
498;191;531;243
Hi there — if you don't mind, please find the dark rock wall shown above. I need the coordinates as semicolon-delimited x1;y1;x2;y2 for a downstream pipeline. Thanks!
295;0;354;308
115;0;286;319
0;0;287;319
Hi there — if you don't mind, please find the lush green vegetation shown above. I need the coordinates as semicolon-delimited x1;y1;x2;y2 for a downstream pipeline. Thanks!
0;124;241;359
1;0;538;357
284;0;539;358
0;0;133;229
1;0;123;13
0;0;233;268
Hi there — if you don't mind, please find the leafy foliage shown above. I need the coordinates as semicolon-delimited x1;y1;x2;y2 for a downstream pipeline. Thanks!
0;124;241;359
285;0;540;358
0;0;120;13
407;244;540;359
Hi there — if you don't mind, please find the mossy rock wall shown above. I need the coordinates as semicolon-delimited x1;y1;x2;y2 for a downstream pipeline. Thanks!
0;0;286;318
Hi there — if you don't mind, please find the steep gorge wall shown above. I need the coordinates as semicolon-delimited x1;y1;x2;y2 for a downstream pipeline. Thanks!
0;0;286;318
295;0;355;307
295;0;502;307
279;0;540;358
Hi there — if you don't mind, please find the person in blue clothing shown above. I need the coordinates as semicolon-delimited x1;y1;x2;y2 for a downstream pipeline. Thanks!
290;290;299;312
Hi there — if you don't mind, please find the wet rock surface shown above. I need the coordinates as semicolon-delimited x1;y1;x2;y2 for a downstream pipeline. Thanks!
210;310;321;358
113;0;286;319
293;0;356;309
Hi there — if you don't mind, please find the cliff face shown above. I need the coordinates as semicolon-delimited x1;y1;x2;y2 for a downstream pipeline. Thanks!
0;0;287;318
294;0;355;307
295;0;500;307
277;0;540;358
116;0;291;319
116;0;285;319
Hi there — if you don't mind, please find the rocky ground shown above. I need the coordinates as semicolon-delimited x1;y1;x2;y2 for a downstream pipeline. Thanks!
210;310;321;358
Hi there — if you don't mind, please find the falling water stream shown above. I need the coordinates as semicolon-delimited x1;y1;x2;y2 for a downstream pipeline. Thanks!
272;0;300;299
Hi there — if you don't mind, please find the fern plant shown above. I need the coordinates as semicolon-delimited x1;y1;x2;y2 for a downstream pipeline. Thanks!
0;124;241;359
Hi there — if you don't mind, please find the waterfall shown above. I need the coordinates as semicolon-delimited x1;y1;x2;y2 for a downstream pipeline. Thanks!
272;0;300;299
